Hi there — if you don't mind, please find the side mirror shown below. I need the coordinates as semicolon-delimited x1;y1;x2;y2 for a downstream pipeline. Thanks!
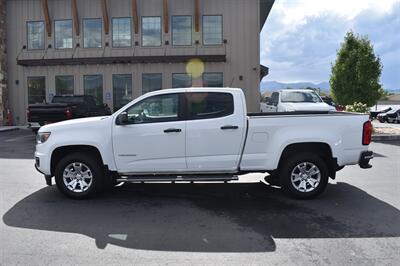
116;112;128;125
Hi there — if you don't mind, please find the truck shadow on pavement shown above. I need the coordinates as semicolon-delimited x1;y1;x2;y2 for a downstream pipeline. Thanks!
3;181;400;252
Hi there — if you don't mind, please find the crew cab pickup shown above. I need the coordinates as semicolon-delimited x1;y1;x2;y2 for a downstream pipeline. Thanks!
28;95;111;132
34;88;373;199
261;89;336;112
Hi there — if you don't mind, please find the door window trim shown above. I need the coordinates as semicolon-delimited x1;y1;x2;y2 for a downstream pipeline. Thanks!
119;93;185;125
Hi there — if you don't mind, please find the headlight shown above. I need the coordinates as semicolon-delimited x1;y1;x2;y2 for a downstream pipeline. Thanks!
36;132;51;144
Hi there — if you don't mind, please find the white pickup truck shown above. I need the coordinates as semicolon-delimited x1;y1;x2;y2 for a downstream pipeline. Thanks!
261;89;336;112
35;88;373;199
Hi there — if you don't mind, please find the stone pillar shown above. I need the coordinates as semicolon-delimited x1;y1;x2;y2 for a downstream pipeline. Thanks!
0;0;7;125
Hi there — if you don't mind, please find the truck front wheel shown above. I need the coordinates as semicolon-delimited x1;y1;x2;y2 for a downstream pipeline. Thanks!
280;153;329;199
54;153;105;199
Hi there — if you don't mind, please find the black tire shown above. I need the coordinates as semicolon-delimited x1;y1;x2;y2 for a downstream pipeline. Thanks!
264;172;281;186
279;152;329;199
55;153;105;199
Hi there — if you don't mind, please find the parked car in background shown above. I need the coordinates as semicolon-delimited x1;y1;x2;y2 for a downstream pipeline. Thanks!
34;88;373;200
263;89;336;112
378;108;400;123
320;96;344;111
28;95;111;132
370;107;392;120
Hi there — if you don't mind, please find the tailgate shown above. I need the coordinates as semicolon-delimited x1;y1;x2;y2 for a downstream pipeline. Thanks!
28;104;69;124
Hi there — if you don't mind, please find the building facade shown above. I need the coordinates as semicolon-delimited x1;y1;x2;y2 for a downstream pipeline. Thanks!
4;0;274;124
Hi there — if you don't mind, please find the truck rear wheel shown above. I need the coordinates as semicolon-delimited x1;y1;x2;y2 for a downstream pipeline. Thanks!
55;153;105;199
280;153;329;199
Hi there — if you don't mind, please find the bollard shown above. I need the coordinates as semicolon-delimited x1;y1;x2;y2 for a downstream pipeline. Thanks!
7;109;11;126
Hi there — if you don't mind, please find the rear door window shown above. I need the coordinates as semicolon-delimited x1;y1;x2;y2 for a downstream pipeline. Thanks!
186;92;234;120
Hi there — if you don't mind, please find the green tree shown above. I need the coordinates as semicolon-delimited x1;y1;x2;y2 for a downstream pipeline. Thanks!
330;31;383;107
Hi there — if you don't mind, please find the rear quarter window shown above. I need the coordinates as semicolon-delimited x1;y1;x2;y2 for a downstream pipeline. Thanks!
186;92;234;120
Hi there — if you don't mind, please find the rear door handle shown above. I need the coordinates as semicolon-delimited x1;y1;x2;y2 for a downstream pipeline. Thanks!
220;125;239;130
164;128;182;133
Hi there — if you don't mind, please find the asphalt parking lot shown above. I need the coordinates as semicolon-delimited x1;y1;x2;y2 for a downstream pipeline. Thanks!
1;129;399;265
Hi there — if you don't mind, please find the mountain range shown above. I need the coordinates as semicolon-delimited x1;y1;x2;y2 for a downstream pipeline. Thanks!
260;81;331;93
260;81;399;94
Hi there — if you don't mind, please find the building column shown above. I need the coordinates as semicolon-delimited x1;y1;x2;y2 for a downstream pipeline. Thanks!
0;0;7;125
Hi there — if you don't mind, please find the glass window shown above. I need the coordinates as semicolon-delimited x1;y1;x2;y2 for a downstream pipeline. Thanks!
126;94;179;124
83;19;102;48
172;16;192;46
186;92;233;120
112;18;131;47
203;15;223;45
142;17;161;46
55;76;74;95
55;20;73;49
83;75;103;104
281;91;323;103
142;74;162;94
172;73;192;88
203;73;223;87
113;74;133;111
27;77;46;104
27;21;45;50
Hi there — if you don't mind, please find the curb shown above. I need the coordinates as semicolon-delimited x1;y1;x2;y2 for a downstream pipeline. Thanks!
0;127;20;133
372;134;400;141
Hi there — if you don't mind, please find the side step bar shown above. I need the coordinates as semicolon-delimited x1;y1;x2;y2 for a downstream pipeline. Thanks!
116;175;239;183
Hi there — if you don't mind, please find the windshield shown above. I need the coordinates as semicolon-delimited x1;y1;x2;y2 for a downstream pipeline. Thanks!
281;91;323;103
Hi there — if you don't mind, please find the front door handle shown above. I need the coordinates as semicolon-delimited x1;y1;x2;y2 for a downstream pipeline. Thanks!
164;128;182;133
221;125;239;130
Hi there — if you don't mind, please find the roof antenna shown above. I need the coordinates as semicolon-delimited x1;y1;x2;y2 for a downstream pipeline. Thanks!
229;77;235;87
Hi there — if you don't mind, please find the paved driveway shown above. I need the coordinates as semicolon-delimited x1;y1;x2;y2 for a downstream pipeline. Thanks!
1;129;399;265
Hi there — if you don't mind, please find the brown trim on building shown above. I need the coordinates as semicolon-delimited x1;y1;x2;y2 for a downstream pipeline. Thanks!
71;0;80;36
101;0;110;34
17;55;226;67
163;0;169;34
41;0;52;37
194;0;200;32
131;0;139;34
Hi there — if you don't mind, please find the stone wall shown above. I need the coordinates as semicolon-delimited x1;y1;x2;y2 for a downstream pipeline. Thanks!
0;0;7;125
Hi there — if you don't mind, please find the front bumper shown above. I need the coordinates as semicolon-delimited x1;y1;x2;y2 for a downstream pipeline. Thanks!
359;151;373;169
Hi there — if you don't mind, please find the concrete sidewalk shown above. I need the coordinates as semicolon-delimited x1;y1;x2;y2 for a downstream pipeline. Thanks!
0;126;27;133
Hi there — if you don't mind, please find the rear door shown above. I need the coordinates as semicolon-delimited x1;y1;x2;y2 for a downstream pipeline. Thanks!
185;91;246;172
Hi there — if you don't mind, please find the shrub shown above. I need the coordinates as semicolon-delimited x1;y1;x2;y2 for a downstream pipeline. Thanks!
345;102;369;113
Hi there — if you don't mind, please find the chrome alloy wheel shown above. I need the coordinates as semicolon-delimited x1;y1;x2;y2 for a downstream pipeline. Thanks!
290;162;321;193
63;162;93;193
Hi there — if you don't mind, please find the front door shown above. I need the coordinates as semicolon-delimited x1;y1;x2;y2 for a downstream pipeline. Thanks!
185;91;246;172
112;93;186;173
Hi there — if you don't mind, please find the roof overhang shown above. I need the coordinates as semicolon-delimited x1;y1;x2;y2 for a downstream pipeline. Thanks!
260;0;275;31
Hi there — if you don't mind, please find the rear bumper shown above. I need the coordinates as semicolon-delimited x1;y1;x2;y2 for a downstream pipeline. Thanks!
359;151;373;169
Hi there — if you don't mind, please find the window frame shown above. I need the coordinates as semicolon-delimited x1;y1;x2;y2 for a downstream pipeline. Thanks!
141;16;162;47
112;73;133;112
142;73;163;94
202;15;223;46
171;15;192;46
26;21;45;50
83;74;104;104
172;73;192;88
202;72;224;87
112;17;132;48
54;19;73;49
82;18;103;49
121;93;184;125
27;76;46;104
55;75;75;95
184;92;234;121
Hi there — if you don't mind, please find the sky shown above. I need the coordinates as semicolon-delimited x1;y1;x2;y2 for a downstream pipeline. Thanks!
260;0;400;90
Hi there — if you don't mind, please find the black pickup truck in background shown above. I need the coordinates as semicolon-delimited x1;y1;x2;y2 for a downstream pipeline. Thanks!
27;95;111;132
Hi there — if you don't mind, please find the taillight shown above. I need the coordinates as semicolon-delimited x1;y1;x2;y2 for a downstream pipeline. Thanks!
26;109;31;121
65;108;73;119
362;120;372;145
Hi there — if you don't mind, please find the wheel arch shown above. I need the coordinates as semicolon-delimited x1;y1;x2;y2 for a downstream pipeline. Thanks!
278;142;338;179
50;145;104;176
